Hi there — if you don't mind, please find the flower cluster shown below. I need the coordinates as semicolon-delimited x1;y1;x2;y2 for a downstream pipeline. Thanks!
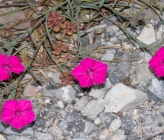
59;71;75;86
0;54;25;81
0;100;35;130
52;41;69;58
72;58;108;87
149;47;164;78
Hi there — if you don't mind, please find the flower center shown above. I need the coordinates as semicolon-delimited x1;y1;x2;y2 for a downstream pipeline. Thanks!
85;69;94;79
15;110;21;116
16;112;20;115
4;64;10;70
87;69;92;75
2;62;10;71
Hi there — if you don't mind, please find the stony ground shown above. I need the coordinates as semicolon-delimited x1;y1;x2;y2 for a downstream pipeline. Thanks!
0;9;164;140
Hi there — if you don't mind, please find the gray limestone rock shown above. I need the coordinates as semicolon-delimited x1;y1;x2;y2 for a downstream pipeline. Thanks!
84;121;95;134
1;126;33;136
49;126;63;138
148;78;164;100
88;89;105;99
81;100;104;120
42;88;64;98
61;85;76;103
6;136;32;140
74;96;90;111
108;119;122;132
46;72;61;84
121;117;135;131
110;129;126;140
35;132;53;140
104;83;147;112
0;134;6;140
101;50;115;61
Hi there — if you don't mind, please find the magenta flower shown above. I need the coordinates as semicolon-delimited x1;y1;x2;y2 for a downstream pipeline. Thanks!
0;100;36;130
0;54;24;81
72;58;108;87
149;47;164;78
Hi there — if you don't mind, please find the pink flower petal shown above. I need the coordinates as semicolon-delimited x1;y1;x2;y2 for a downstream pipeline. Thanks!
92;61;108;74
78;74;92;87
21;111;35;124
7;55;25;74
80;58;96;69
154;66;164;78
155;47;164;59
2;100;18;111
92;72;107;85
18;100;32;111
72;65;87;79
0;54;7;66
0;66;10;81
1;110;15;124
10;115;27;130
149;56;162;69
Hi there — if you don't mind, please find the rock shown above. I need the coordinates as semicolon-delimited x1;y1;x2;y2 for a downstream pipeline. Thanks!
88;89;105;99
126;131;138;140
42;88;64;98
108;69;125;84
0;122;5;132
101;78;113;90
57;101;64;108
2;126;33;136
148;78;164;100
101;50;115;61
84;121;95;134
58;120;68;130
46;72;61;84
108;119;122;132
80;37;89;46
130;52;153;86
23;84;38;97
66;112;82;123
0;134;6;140
99;112;114;126
61;85;76;103
117;54;131;77
6;136;31;140
110;129;126;140
121;117;135;131
74;96;90;111
106;25;119;32
136;24;163;45
72;120;85;131
72;138;86;140
97;98;109;108
73;132;86;139
108;63;118;74
34;115;45;128
49;126;63;138
81;100;104;119
110;36;119;44
44;98;51;105
35;132;53;140
54;89;64;100
94;117;101;125
99;129;110;140
104;83;147;112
